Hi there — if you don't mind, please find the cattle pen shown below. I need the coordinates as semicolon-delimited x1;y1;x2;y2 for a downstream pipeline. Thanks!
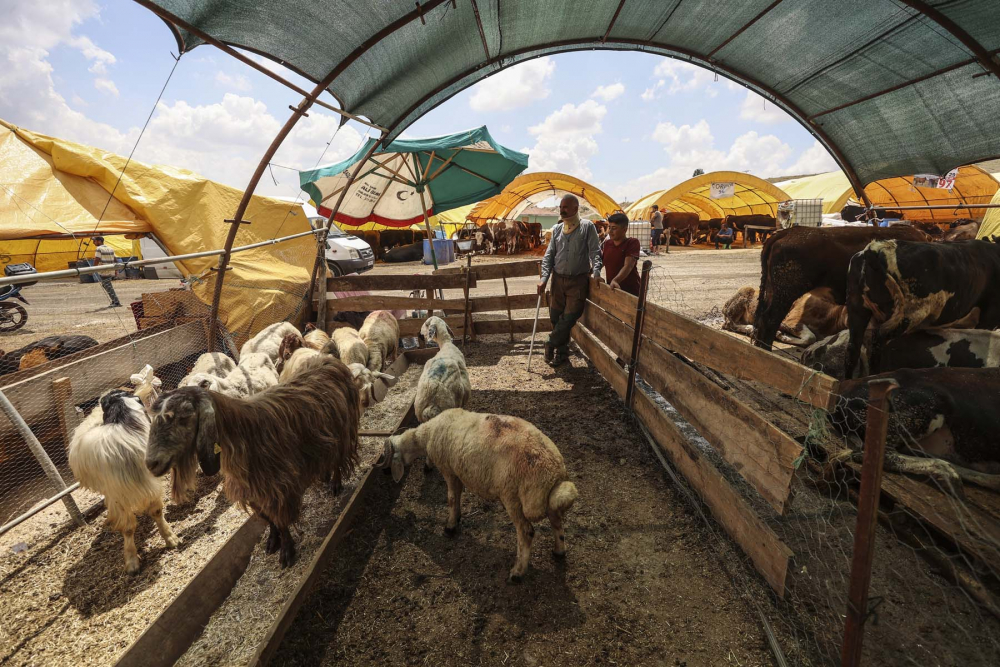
0;252;998;666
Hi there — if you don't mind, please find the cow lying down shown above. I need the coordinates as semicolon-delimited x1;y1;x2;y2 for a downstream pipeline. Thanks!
802;328;1000;380
829;367;1000;497
723;286;845;347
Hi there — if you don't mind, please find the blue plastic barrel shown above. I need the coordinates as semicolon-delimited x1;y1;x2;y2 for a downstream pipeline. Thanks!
423;238;454;265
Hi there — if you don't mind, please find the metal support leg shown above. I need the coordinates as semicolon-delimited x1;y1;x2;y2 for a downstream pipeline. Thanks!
625;261;653;410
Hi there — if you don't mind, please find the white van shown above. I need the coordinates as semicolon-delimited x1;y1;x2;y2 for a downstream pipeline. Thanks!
309;216;375;276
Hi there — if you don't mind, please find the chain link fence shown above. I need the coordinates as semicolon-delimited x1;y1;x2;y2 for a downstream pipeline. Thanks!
626;263;1000;666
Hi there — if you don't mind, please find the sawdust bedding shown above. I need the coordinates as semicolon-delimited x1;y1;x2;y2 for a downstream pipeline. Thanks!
0;474;244;667
270;335;780;666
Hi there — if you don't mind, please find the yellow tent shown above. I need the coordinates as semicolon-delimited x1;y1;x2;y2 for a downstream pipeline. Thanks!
625;171;792;221
466;172;622;224
976;173;1000;240
0;119;314;343
775;166;999;223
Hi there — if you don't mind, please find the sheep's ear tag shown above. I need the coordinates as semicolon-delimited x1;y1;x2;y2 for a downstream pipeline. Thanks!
213;443;221;455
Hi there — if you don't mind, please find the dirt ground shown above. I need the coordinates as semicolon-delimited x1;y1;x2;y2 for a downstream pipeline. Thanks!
273;337;779;667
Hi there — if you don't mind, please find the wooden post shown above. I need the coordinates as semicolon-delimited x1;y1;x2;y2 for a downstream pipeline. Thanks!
315;229;330;332
51;377;79;447
625;260;653;410
462;255;473;349
502;276;514;343
0;387;85;527
841;378;899;667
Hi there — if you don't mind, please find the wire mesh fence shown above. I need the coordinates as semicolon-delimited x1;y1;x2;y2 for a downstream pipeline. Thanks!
618;263;1000;666
0;228;321;537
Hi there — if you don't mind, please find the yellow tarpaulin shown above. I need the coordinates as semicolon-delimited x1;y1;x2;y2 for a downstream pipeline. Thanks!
0;119;314;344
466;172;622;224
976;173;1000;240
624;171;792;221
775;166;999;222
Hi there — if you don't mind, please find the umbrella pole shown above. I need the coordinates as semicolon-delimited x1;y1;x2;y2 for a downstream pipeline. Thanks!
418;189;438;272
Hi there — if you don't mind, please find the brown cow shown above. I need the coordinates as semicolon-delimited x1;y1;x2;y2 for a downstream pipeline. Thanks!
725;214;776;243
943;219;980;242
724;286;846;346
662;212;699;245
752;225;926;350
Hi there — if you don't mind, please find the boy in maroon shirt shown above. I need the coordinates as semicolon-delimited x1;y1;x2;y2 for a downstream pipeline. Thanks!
600;213;642;296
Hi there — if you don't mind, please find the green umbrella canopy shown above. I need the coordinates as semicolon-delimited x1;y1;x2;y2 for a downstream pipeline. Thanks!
300;126;528;228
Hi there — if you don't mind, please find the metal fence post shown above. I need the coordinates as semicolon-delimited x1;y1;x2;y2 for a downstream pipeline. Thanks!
314;229;330;332
841;378;898;667
0;388;85;527
625;260;654;410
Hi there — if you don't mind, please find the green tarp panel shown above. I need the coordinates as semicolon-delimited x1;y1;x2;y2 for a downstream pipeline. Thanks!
140;0;1000;187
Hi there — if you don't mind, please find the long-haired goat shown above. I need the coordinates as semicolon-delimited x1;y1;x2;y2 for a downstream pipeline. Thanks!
381;409;578;583
414;316;471;422
359;311;399;371
146;355;361;567
69;390;179;574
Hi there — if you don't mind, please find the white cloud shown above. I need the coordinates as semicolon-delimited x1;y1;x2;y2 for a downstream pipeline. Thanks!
642;60;719;101
779;140;839;176
591;83;624;102
613;119;799;200
132;94;364;196
215;71;252;92
0;1;133;153
468;57;555;112
739;91;789;124
94;77;119;97
521;99;607;179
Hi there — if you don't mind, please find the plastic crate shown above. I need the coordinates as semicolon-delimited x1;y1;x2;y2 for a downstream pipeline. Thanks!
778;199;823;228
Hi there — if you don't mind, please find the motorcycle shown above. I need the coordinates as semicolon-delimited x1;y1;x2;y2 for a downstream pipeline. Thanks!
0;284;29;332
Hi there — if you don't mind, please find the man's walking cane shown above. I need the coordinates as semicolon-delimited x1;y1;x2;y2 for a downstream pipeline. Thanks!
527;274;550;371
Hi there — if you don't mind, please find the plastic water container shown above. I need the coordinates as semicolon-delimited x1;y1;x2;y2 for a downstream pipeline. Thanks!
627;221;652;251
423;238;454;265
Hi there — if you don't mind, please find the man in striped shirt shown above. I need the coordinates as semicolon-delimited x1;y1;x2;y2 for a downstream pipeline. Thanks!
93;236;122;307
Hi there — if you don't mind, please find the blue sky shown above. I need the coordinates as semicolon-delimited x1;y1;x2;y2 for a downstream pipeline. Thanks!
2;0;838;206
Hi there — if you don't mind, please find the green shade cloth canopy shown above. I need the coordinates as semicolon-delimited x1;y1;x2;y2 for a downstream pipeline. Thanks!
300;126;527;227
140;0;1000;187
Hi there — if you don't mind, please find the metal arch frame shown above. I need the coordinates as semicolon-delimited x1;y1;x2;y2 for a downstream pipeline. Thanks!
381;38;875;210
136;0;451;349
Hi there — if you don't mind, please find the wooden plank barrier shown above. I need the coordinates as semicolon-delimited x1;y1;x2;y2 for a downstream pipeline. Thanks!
323;292;546;314
572;324;792;597
434;258;540;280
327;273;475;292
1;321;207;428
580;302;800;515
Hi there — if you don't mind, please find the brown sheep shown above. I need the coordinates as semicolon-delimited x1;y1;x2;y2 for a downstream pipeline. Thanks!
146;355;361;567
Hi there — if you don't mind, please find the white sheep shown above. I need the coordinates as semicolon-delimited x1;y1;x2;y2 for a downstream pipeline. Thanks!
382;409;578;583
278;347;322;383
178;352;236;389
240;321;300;364
69;390;179;574
326;326;369;367
414;316;471;423
347;362;398;410
303;326;331;351
183;352;278;398
359;311;399;371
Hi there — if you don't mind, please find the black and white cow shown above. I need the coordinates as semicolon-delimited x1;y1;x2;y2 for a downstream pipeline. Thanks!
843;239;1000;378
829;367;1000;497
802;328;1000;380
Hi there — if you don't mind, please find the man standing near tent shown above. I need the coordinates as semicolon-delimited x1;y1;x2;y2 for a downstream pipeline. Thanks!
649;205;664;255
538;194;601;367
92;236;122;308
600;213;642;297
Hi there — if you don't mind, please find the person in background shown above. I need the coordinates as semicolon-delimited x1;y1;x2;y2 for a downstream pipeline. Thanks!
92;236;122;307
649;205;663;255
715;221;735;250
599;213;641;297
538;194;602;367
